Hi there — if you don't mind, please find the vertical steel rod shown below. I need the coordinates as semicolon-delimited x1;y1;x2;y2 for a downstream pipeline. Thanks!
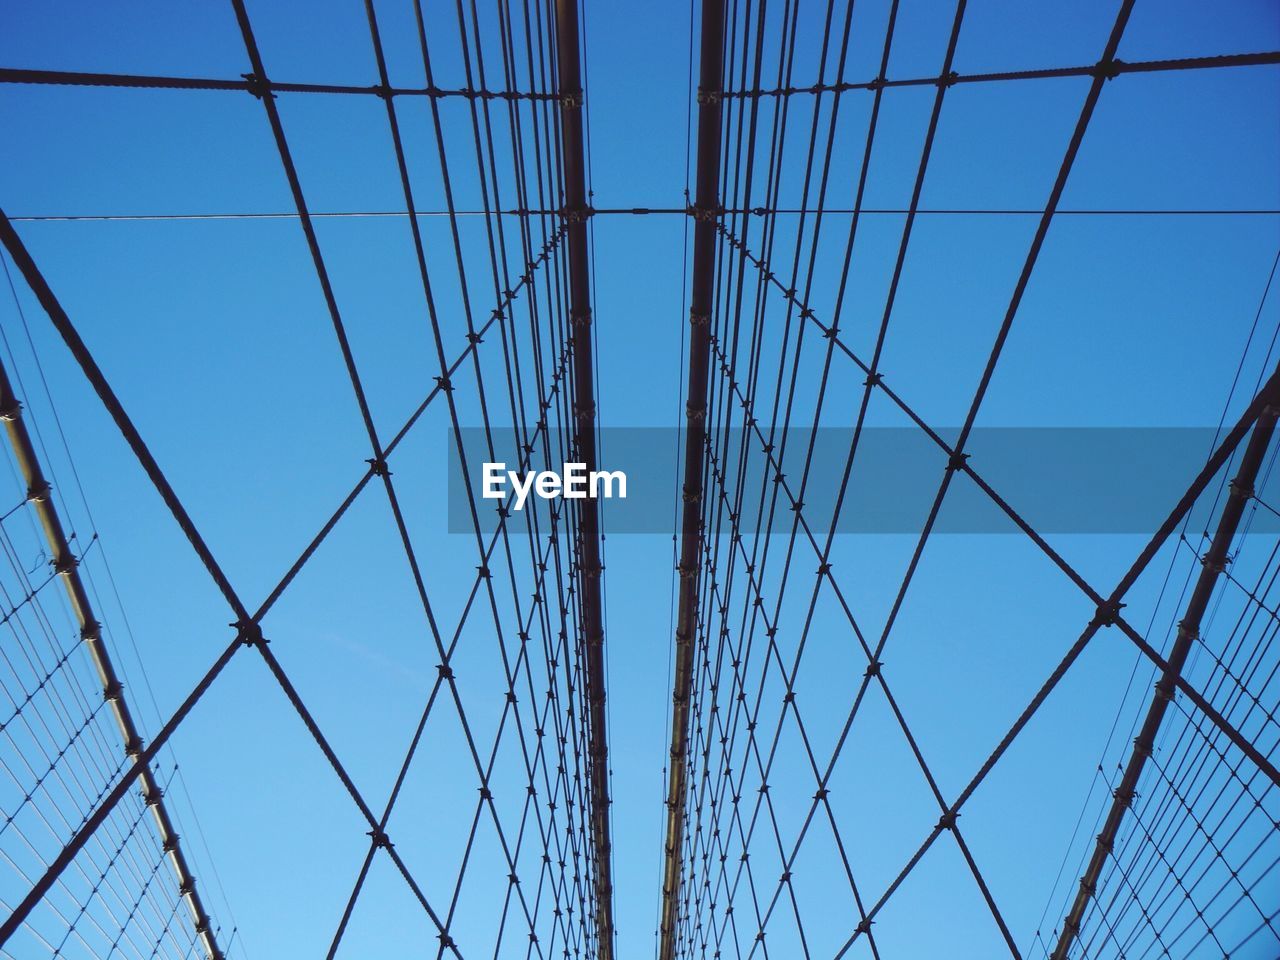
0;357;225;960
551;1;616;956
1050;396;1280;959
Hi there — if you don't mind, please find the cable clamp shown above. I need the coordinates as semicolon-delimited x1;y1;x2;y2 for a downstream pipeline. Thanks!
1092;599;1124;627
560;89;583;109
366;457;392;478
26;480;50;504
1201;553;1226;574
696;86;722;106
1093;58;1124;81
232;619;266;647
570;305;593;327
241;73;274;100
0;398;21;422
367;828;394;849
937;70;959;89
1228;477;1254;500
434;375;453;393
103;680;123;702
702;204;728;223
53;553;78;575
946;450;970;472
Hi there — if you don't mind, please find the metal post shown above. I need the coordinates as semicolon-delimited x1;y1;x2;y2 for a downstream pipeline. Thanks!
0;358;225;960
550;2;615;957
1050;394;1280;959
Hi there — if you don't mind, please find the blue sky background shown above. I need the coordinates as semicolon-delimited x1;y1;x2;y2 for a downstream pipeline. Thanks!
0;0;1278;957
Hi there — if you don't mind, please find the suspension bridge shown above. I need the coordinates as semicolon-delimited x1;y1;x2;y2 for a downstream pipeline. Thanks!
0;0;1276;957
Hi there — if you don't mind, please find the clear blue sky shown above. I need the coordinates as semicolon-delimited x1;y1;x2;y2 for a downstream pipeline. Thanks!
1;1;1278;957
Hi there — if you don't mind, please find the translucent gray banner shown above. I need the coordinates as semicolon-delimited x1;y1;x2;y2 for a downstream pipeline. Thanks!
445;427;1278;535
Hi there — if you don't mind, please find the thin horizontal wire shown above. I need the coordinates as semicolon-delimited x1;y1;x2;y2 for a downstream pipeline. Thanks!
9;208;1279;223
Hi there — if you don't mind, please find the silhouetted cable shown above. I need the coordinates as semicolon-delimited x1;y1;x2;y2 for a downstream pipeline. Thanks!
0;172;567;959
1051;399;1279;957
3;48;1275;100
659;0;727;952
12;207;1280;223
0;221;238;954
0;66;559;101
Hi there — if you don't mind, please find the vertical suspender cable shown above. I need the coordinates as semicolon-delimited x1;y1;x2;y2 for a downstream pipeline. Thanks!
551;1;615;957
0;354;225;960
659;0;726;956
